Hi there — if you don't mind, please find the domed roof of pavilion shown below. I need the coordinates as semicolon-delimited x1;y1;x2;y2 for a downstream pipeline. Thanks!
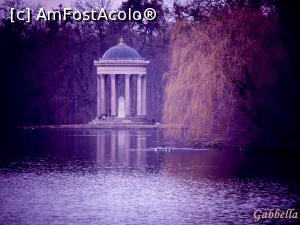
102;38;142;60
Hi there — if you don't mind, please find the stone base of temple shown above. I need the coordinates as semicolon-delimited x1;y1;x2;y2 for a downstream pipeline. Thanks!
90;116;154;126
19;122;162;130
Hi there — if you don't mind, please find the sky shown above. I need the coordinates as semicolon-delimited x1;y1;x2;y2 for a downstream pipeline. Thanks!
37;0;73;8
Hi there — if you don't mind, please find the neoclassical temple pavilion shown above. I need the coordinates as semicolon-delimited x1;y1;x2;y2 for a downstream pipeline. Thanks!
94;38;149;122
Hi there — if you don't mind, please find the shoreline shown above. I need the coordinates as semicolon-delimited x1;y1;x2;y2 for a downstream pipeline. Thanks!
17;124;187;130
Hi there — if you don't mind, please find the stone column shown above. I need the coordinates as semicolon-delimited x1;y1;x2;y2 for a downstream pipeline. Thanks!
137;74;142;116
111;74;117;116
100;74;106;114
125;74;131;117
97;74;101;117
142;75;147;116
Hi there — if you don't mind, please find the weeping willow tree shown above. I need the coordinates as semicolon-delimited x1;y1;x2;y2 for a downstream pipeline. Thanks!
163;9;287;149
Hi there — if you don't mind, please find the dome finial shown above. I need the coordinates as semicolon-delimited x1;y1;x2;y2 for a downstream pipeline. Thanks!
118;36;126;46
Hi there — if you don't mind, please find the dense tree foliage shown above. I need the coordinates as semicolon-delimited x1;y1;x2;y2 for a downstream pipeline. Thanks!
163;9;286;149
163;0;300;150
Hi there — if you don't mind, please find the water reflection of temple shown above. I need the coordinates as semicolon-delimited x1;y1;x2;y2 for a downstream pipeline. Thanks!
94;129;237;177
96;130;148;166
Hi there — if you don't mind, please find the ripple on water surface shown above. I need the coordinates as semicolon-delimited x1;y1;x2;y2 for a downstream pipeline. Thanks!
0;129;299;225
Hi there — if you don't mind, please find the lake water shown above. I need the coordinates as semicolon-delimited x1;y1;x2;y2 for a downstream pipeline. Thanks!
0;129;299;224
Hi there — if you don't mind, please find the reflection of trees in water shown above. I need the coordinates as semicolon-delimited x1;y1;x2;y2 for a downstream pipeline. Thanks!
163;151;241;178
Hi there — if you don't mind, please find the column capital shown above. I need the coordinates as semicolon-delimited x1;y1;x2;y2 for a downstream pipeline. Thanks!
125;74;132;78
